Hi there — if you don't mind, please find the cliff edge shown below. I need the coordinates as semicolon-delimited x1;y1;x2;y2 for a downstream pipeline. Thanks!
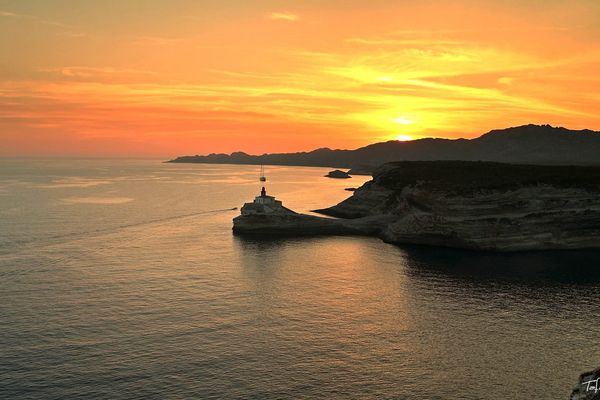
314;161;600;251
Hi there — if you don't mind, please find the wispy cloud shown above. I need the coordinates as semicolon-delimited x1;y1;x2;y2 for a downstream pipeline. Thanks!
267;12;298;22
57;31;88;38
132;36;183;46
0;9;73;28
498;77;514;85
38;66;156;78
2;1;599;156
346;37;464;46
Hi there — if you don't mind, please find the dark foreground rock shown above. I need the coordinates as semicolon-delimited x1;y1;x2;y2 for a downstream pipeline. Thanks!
325;169;351;179
570;366;600;399
347;165;375;175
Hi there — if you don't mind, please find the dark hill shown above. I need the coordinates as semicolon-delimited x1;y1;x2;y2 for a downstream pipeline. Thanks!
167;124;600;168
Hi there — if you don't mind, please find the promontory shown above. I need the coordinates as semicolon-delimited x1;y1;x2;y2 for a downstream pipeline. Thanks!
233;161;600;252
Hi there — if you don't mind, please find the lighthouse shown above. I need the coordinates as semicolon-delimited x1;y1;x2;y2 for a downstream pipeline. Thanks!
239;165;294;216
258;164;268;199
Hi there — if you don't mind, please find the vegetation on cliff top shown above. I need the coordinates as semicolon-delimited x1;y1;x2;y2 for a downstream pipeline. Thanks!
373;161;600;194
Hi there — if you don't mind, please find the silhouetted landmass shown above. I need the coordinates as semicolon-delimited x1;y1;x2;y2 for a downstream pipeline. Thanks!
325;169;351;179
168;124;600;168
347;166;375;175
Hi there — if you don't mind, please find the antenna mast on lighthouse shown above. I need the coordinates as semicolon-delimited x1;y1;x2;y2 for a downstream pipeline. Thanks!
259;165;267;197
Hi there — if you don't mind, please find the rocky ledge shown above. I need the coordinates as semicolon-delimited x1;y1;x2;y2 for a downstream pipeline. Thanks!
234;161;600;251
232;186;392;236
325;169;351;179
314;161;600;251
233;213;390;236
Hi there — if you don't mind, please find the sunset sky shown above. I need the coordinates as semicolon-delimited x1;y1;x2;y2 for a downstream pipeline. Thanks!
1;0;600;156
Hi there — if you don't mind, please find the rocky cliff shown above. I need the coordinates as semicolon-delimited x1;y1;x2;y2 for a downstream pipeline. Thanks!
315;161;600;251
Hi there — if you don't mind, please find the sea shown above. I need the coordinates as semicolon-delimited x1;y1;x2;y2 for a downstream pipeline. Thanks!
1;159;599;400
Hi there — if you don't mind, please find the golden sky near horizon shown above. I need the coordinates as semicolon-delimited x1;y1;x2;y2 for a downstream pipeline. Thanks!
1;0;600;156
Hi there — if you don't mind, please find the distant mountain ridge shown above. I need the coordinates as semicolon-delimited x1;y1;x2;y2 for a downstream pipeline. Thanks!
167;124;600;168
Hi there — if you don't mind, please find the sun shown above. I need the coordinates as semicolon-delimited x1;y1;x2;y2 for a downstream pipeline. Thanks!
396;134;413;141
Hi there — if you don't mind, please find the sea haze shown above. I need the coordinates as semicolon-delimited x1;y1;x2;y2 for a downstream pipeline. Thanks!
1;159;599;400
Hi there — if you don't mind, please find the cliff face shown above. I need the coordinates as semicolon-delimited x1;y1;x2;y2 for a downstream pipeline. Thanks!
317;161;600;251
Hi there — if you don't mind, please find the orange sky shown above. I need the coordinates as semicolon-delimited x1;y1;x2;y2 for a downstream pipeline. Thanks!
1;0;600;156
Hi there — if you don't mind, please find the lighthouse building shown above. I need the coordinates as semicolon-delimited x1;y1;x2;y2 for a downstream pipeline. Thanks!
240;186;294;216
239;166;295;216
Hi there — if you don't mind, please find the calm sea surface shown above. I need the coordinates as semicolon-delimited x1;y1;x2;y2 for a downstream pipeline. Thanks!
1;159;599;400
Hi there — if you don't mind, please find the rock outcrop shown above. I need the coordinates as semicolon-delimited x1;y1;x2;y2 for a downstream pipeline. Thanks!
325;169;351;179
233;184;391;236
570;366;600;399
314;161;600;251
347;165;375;176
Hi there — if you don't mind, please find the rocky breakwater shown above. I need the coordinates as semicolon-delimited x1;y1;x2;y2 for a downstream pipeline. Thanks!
315;161;600;251
232;186;391;236
233;212;390;236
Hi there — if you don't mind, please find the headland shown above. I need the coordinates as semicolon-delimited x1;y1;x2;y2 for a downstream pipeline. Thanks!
233;161;600;251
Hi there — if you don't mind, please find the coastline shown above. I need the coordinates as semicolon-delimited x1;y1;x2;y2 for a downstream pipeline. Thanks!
233;161;600;252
